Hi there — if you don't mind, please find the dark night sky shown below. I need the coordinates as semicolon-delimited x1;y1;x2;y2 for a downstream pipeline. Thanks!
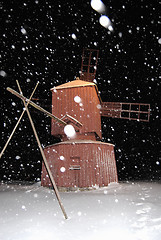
0;0;161;182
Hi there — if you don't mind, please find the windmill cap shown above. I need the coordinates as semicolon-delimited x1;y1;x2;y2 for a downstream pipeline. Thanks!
50;78;102;104
50;78;96;90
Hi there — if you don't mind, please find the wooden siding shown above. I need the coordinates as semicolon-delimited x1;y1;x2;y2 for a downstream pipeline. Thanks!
51;84;102;140
41;141;118;188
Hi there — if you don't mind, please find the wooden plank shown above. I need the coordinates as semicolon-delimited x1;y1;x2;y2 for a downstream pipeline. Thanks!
16;81;68;220
0;82;39;159
7;87;67;126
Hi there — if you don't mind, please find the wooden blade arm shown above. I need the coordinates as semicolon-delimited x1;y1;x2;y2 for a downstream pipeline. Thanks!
7;87;67;126
101;102;150;122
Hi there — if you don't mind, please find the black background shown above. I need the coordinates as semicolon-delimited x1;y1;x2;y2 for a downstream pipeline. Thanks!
1;0;160;182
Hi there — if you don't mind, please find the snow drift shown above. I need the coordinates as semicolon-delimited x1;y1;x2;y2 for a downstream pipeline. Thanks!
0;181;161;240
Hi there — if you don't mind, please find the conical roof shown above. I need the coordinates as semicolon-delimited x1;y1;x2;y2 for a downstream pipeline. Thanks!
50;79;95;90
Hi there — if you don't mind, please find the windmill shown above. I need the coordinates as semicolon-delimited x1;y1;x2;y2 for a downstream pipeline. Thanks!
41;48;150;190
1;48;151;217
4;49;150;191
80;48;150;122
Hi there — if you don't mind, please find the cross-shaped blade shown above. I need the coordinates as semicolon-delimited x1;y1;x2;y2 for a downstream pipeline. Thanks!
16;81;68;220
0;81;39;159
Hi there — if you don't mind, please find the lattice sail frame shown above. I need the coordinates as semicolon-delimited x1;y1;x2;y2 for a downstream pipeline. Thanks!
79;48;150;122
101;102;150;122
80;48;99;82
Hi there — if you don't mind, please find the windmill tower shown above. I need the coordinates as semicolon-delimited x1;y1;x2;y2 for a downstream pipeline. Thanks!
41;49;150;190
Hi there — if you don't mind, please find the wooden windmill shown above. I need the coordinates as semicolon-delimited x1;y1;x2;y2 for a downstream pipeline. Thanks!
41;48;150;190
1;48;151;218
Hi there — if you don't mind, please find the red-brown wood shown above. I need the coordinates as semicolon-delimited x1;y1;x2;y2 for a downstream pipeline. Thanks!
41;48;150;189
41;140;118;189
101;102;150;122
80;49;99;82
41;77;118;189
51;79;102;140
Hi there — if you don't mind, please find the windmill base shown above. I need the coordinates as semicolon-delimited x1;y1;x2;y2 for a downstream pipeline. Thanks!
41;140;118;189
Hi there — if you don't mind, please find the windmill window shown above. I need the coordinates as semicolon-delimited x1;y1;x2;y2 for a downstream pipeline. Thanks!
69;157;81;170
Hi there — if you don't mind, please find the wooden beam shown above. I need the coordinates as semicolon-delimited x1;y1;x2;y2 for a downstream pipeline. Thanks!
0;82;39;159
7;87;67;126
16;81;68;220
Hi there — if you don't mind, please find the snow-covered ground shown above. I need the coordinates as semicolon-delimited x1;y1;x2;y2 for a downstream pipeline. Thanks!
0;181;161;240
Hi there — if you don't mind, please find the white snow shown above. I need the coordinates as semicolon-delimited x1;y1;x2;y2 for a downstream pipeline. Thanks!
74;96;81;103
64;124;76;138
71;33;77;40
99;15;113;31
0;70;7;77
11;102;16;106
0;181;161;240
60;167;66;173
21;27;27;35
91;0;106;14
59;156;65;161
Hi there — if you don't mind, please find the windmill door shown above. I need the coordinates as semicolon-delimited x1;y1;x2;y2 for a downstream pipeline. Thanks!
69;157;81;187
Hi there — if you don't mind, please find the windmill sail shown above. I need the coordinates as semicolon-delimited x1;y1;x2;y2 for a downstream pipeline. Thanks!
80;48;99;82
101;102;150;122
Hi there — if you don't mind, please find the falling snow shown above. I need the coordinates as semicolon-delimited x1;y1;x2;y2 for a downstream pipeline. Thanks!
64;124;76;138
99;15;113;31
0;0;160;188
60;167;66;173
60;156;65;161
71;33;77;40
91;0;106;14
74;95;81;103
0;70;7;77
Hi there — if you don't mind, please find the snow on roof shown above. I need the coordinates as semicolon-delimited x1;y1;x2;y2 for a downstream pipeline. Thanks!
50;78;102;103
50;79;96;90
